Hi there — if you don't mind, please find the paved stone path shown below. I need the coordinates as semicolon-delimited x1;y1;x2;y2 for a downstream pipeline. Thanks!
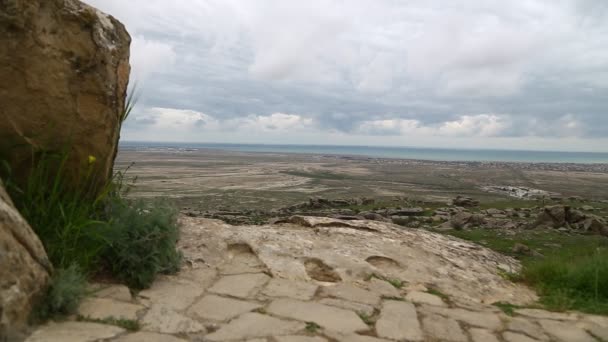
25;217;608;341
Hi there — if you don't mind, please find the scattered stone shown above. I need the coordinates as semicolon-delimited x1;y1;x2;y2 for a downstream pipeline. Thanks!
319;298;375;316
208;273;271;298
25;321;124;342
115;331;188;342
451;212;473;229
405;291;447;307
421;313;467;342
141;304;205;334
511;243;543;257
205;313;305;341
267;298;368;334
77;297;144;321
469;328;500;342
320;283;380;306
187;294;262;321
262;278;318;301
376;300;423;341
538;319;596;342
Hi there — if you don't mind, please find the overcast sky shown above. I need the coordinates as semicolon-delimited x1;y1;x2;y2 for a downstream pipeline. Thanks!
87;0;608;152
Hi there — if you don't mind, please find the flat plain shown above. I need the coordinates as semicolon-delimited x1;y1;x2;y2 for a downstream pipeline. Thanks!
115;148;608;210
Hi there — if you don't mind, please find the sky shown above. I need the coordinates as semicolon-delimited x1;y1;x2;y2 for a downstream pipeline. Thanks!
86;0;608;152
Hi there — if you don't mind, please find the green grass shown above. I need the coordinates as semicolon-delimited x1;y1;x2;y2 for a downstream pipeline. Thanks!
357;312;375;325
447;228;608;315
305;322;321;333
427;288;450;303
3;150;182;320
493;302;520;316
76;315;140;331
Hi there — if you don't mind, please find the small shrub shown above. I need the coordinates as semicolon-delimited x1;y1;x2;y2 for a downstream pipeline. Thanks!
102;198;182;289
305;322;321;333
32;265;87;322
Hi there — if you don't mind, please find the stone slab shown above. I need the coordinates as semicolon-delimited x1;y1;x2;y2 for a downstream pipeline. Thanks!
320;283;380;306
208;273;270;298
267;298;368;334
115;331;188;342
405;291;446;307
77;297;144;321
421;313;467;342
469;328;500;342
319;298;375;316
538;319;596;342
206;313;305;341
25;322;124;342
187;294;262;321
367;278;401;298
421;305;502;330
262;278;318;301
138;277;206;310
376;300;423;341
141;304;205;334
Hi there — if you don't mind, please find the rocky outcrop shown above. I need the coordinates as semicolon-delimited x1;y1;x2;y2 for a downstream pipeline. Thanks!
25;215;608;341
0;0;131;193
0;181;52;340
535;205;608;236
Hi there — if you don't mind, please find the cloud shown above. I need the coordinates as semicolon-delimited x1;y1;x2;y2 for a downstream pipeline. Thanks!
83;0;608;151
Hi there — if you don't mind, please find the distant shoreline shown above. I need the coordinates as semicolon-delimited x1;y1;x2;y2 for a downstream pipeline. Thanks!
119;141;608;165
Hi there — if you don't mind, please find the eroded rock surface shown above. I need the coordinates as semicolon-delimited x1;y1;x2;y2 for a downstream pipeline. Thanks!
26;215;607;341
0;181;52;340
0;0;130;192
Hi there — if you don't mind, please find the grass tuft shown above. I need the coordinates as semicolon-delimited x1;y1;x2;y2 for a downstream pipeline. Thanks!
305;322;321;333
76;315;140;331
32;264;87;322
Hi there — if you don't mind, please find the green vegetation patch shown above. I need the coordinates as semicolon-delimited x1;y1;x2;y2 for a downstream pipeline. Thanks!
3;151;182;321
447;228;608;315
76;315;140;331
31;264;87;322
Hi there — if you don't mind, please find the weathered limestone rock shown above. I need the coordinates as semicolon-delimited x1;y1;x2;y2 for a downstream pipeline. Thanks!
421;313;467;342
179;216;536;305
376;300;423;341
25;321;124;342
318;298;375;316
77;297;143;321
115;331;188;342
0;181;52;339
138;276;207;310
538;319;596;342
405;291;447;307
367;278;401;298
420;305;503;330
320;283;380;306
506;317;548;341
0;0;131;193
208;273;270;298
267;298;368;334
502;331;539;342
140;304;205;334
261;278;318;300
274;336;327;342
90;283;132;302
205;313;305;341
469;328;500;342
187;294;262;321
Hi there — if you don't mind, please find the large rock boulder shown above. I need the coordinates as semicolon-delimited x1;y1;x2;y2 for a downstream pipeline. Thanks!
0;181;52;339
0;0;131;193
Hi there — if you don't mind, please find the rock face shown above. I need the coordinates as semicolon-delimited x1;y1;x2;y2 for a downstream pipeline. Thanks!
0;0;131;192
535;205;608;236
0;181;52;340
26;215;607;341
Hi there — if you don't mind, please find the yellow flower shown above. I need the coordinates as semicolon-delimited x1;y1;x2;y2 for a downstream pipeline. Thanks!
88;155;97;164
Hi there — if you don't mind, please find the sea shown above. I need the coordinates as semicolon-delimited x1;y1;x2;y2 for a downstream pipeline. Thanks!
119;141;608;164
